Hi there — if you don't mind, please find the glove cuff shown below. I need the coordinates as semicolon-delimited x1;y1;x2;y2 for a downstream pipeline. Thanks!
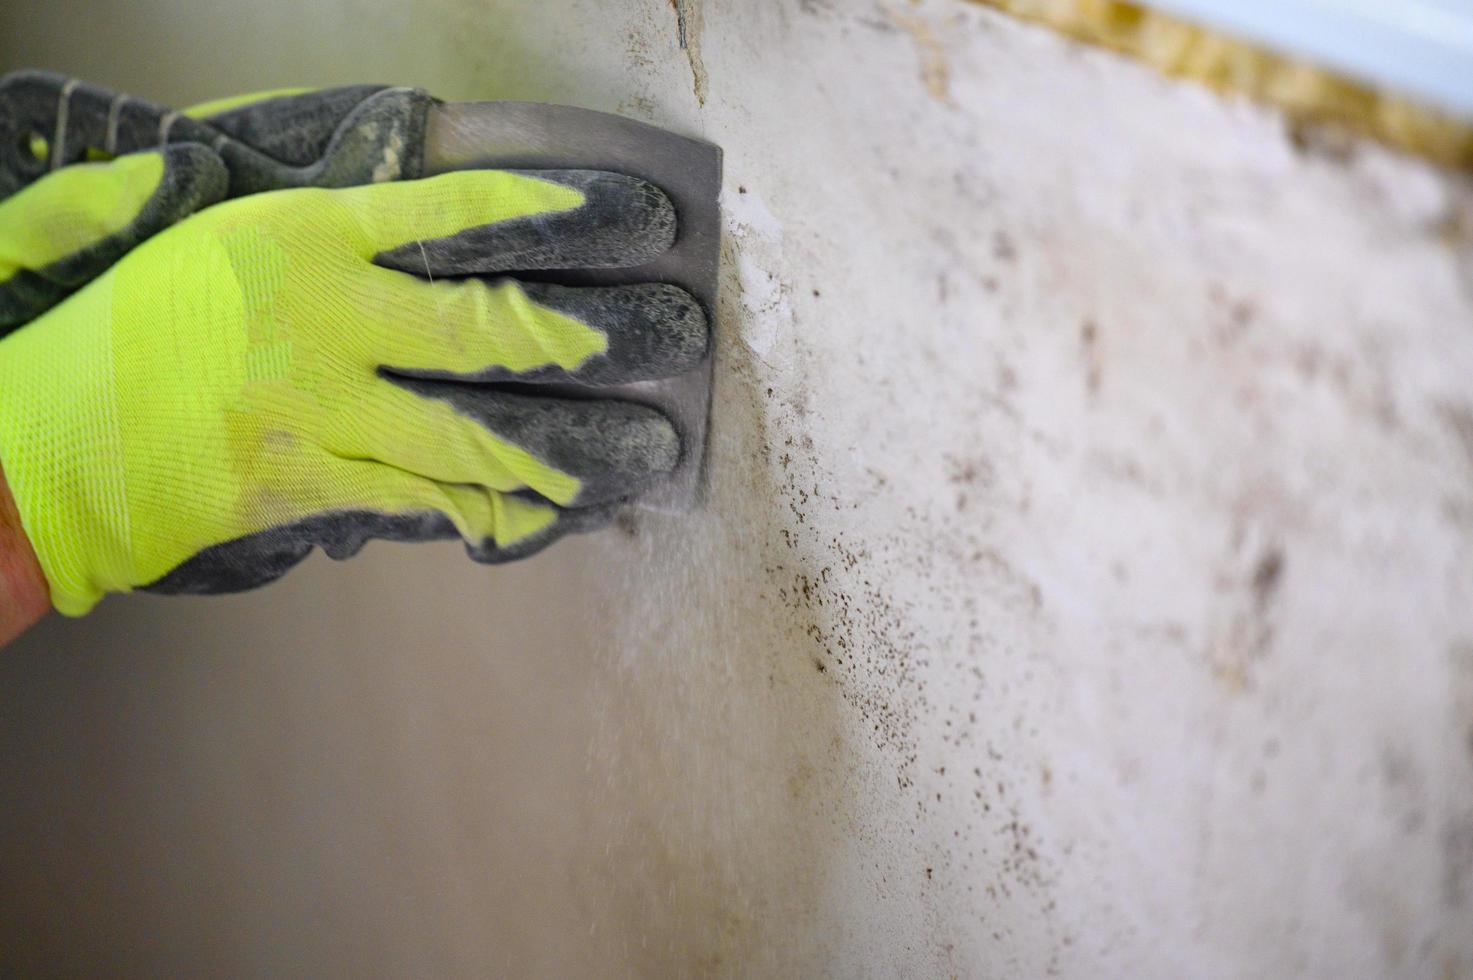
0;284;135;615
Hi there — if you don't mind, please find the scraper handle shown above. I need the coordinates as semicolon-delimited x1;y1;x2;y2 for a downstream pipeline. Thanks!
0;69;435;202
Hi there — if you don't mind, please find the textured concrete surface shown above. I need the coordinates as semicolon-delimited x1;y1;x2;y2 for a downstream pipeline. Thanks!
2;1;1473;977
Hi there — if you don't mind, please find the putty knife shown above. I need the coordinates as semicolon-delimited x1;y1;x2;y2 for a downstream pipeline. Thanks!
0;74;720;514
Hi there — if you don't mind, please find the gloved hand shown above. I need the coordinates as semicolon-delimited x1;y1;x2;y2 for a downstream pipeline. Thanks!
0;167;706;615
0;76;432;332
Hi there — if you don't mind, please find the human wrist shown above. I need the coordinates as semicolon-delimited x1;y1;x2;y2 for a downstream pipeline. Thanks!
0;457;50;643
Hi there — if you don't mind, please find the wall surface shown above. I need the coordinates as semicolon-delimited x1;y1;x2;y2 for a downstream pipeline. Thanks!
2;1;1472;977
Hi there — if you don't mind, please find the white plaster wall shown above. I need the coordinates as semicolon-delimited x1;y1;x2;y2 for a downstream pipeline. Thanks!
2;1;1471;976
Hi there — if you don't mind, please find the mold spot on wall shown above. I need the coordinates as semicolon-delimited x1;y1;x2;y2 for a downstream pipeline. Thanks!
1206;532;1286;693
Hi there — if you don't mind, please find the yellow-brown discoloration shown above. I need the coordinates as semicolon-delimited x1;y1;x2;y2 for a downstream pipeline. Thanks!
971;0;1473;169
889;8;954;104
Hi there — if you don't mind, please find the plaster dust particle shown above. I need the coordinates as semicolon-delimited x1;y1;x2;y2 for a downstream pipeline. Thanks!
671;0;710;105
724;185;792;357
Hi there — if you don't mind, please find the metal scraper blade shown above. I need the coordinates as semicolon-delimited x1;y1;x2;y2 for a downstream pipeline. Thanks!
421;102;722;515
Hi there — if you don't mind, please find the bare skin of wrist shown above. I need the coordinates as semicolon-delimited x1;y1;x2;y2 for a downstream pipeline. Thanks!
0;460;50;645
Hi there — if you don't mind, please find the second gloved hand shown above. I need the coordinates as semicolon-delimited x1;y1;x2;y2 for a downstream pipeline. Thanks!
0;77;436;332
0;168;707;615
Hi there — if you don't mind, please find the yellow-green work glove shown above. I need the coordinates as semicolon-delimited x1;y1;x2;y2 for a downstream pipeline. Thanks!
0;168;706;615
